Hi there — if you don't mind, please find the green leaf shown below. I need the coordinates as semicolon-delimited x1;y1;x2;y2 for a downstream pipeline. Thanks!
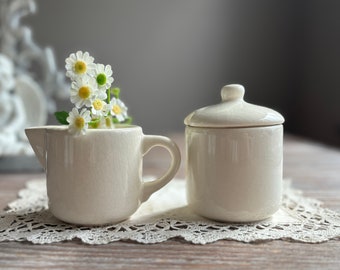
54;111;69;125
88;118;101;128
112;117;119;124
123;116;133;124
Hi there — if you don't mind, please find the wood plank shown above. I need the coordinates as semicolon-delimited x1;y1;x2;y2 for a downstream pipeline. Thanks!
0;240;339;270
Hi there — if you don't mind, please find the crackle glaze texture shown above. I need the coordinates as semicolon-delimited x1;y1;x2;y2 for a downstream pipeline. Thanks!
25;125;180;225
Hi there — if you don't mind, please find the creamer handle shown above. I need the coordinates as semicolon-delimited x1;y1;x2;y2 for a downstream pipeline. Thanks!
141;135;181;202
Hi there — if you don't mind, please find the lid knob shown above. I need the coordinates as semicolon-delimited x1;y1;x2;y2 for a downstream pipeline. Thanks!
221;84;245;102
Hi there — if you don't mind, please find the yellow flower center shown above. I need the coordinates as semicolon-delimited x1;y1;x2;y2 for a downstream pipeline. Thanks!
74;117;85;129
74;61;87;74
78;86;91;99
92;99;103;110
112;105;122;115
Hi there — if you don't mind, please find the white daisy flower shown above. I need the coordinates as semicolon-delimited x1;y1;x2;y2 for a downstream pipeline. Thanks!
108;98;128;122
95;87;108;101
70;76;98;108
91;98;108;117
65;51;95;79
94;64;114;90
67;108;91;135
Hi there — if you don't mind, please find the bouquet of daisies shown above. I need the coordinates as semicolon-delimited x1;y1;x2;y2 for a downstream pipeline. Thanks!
55;51;131;135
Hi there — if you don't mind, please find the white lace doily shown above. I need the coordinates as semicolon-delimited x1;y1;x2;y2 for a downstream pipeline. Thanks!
1;178;340;244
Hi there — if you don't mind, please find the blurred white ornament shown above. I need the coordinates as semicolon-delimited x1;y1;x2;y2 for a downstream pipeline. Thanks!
0;0;68;158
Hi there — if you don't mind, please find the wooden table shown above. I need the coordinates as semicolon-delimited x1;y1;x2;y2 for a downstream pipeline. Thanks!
0;133;339;269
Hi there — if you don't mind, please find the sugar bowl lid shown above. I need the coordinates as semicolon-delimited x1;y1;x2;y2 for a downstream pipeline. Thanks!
184;84;284;128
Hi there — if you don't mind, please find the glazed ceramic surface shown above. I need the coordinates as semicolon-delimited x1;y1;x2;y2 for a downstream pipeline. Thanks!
25;125;181;225
186;125;283;222
185;84;284;222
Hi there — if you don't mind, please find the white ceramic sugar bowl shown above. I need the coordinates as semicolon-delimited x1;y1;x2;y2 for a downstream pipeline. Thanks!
184;84;285;222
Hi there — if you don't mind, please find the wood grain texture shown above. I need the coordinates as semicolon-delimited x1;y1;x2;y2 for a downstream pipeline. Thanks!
0;133;339;270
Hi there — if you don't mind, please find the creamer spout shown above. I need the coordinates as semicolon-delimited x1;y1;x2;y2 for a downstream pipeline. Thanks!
25;127;47;170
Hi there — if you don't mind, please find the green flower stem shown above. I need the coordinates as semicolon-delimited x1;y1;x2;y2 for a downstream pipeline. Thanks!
107;88;111;104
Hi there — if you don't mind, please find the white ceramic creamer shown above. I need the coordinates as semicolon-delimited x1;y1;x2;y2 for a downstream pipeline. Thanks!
184;84;284;222
25;125;181;225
